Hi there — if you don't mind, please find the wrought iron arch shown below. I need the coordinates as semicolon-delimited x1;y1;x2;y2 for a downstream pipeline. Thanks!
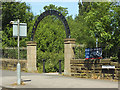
31;10;70;41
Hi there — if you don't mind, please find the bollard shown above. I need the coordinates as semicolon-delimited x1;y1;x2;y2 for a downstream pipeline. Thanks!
43;59;45;73
59;60;62;74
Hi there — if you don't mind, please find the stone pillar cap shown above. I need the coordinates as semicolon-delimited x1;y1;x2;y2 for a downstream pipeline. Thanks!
64;38;76;44
26;41;37;46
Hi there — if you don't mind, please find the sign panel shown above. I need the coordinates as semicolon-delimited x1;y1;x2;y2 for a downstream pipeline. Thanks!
85;48;102;59
102;65;115;69
85;48;90;59
13;23;27;37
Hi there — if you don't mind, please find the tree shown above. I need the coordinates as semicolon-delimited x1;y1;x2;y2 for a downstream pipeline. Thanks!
78;2;92;16
43;4;68;17
2;2;34;47
78;2;120;58
2;2;34;59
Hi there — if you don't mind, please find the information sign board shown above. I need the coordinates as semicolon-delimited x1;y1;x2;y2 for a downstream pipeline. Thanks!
85;48;102;59
13;23;27;37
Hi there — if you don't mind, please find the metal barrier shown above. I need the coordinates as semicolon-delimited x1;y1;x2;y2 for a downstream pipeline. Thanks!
42;59;62;74
2;47;27;60
73;44;85;59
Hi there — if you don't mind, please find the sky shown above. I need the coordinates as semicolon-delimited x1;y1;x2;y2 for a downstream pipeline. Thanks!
21;0;80;19
20;0;118;18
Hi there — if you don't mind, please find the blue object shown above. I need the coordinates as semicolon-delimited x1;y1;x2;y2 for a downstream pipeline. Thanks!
85;48;102;59
85;48;90;59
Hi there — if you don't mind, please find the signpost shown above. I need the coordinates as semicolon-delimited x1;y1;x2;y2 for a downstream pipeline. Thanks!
10;19;27;85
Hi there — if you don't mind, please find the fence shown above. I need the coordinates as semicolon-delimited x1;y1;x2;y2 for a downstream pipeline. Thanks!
73;44;85;59
73;44;118;59
2;47;27;60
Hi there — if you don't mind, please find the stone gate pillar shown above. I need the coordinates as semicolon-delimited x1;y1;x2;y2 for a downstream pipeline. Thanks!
26;41;37;72
64;38;75;76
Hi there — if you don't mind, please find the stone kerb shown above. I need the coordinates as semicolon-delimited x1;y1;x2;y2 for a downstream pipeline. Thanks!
26;41;37;72
64;38;76;76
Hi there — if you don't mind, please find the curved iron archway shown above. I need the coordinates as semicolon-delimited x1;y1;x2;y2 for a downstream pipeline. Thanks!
31;10;70;41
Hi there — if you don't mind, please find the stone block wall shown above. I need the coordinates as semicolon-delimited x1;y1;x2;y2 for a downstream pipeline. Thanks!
70;59;120;80
0;58;27;71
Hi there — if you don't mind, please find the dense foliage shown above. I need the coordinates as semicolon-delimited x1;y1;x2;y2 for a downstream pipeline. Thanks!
78;2;120;59
2;2;120;72
2;2;33;47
